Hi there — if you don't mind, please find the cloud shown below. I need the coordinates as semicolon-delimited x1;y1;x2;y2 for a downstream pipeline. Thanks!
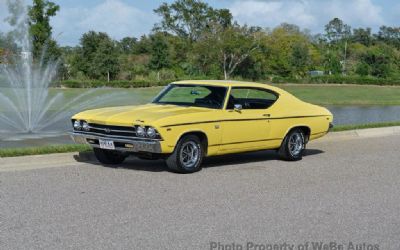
51;0;155;46
229;0;384;32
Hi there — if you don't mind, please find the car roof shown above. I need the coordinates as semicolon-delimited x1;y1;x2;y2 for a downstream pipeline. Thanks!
173;80;286;95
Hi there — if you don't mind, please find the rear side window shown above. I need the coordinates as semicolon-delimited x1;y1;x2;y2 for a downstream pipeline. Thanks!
227;87;278;110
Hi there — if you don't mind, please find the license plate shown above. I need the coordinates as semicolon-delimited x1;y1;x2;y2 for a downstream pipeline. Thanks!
99;139;115;150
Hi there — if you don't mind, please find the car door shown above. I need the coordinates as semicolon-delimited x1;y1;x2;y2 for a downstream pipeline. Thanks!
219;87;278;152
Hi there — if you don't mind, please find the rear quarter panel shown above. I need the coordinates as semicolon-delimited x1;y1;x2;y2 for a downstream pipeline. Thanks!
267;92;333;142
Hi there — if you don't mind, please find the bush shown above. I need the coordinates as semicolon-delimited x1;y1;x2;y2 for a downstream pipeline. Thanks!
271;76;301;84
355;63;370;76
59;79;174;88
59;75;400;88
271;75;400;86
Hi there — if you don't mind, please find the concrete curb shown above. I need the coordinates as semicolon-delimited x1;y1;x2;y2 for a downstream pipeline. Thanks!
0;152;96;172
321;126;400;141
1;126;399;171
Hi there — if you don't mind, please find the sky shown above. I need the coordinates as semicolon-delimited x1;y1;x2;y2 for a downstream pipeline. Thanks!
1;0;399;46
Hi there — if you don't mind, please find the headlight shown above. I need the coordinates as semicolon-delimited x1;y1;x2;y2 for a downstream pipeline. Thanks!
146;127;157;138
73;120;82;130
82;121;90;132
136;126;146;137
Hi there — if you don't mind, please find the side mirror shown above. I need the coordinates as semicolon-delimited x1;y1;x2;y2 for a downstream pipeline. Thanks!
234;104;242;112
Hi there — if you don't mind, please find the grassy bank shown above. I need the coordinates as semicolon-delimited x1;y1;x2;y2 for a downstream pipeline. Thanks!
0;144;91;158
1;122;399;158
332;121;400;132
276;84;400;105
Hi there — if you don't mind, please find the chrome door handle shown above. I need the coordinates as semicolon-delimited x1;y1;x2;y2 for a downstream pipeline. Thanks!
263;114;271;117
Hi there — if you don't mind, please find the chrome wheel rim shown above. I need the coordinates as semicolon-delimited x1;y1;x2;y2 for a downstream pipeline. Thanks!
180;141;200;168
289;133;304;156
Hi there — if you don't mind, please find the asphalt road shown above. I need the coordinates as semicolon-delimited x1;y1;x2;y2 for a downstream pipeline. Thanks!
1;135;399;250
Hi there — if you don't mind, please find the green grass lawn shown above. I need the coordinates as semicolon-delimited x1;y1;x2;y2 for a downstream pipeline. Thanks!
0;87;160;112
276;84;400;105
1;84;399;111
0;144;91;158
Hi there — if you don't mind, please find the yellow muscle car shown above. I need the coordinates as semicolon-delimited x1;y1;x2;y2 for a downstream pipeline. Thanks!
70;80;333;173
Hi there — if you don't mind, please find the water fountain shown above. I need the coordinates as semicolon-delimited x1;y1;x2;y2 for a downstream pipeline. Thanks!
0;3;124;145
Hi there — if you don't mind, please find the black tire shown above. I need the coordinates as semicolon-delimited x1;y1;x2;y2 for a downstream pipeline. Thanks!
278;128;306;161
93;148;127;165
166;135;204;174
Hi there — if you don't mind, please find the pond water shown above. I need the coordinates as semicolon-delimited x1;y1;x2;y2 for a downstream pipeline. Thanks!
0;105;399;148
327;105;400;125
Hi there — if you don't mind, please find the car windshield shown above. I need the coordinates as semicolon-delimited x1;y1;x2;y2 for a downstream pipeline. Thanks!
153;84;227;109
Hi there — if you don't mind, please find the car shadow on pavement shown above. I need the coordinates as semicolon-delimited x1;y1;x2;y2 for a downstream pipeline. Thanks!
74;148;324;173
74;152;167;172
202;148;324;169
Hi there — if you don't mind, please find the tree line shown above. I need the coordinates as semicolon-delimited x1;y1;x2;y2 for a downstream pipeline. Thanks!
1;0;400;83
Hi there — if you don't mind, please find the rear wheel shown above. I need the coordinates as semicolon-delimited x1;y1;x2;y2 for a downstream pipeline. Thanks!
278;129;305;161
93;148;127;165
166;135;204;173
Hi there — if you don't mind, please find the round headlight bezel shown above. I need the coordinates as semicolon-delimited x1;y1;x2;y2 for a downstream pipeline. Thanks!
73;120;82;130
82;121;90;132
136;126;146;137
146;127;157;138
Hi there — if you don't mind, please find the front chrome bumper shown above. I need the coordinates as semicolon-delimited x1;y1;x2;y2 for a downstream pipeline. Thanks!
69;132;162;153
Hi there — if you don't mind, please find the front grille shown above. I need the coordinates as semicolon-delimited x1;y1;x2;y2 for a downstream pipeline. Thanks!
88;123;137;137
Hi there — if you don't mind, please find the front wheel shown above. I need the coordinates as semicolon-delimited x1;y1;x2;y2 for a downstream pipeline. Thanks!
166;135;204;173
278;129;305;161
93;148;127;165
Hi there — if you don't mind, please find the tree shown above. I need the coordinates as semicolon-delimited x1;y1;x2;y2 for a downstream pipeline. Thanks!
213;9;232;29
92;39;120;82
262;24;311;77
5;0;28;48
355;62;370;76
291;42;311;77
118;37;137;54
134;35;152;54
325;18;352;74
376;26;400;48
27;0;60;59
149;33;170;77
325;18;351;43
74;31;119;81
359;44;395;78
197;23;261;80
323;50;342;75
352;27;373;46
154;0;232;42
0;32;16;64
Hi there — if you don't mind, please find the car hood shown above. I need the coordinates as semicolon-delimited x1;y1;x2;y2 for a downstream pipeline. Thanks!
72;103;216;127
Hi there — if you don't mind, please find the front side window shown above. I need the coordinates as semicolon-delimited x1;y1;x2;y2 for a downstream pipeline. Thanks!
227;87;278;110
153;84;227;109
